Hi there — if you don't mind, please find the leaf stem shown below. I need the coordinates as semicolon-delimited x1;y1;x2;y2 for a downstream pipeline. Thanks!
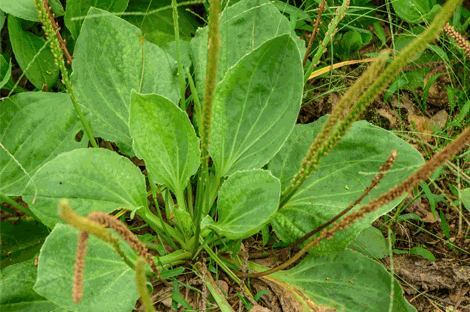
148;175;180;250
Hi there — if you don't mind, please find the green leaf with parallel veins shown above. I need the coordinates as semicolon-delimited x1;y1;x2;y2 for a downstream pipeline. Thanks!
65;0;130;40
201;169;280;240
0;92;87;196
0;0;63;22
347;226;388;259
269;116;424;255
189;0;306;103
392;0;441;24
8;16;59;90
0;261;65;312
71;7;180;155
209;34;303;177
122;0;198;47
1;219;49;269
0;55;12;88
22;148;147;229
249;249;416;311
34;224;139;312
129;92;200;195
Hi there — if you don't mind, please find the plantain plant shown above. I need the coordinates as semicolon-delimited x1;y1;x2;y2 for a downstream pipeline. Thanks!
1;0;469;311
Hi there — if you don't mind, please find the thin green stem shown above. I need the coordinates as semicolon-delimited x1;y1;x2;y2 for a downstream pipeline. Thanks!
192;0;221;258
171;0;187;110
280;50;390;208
148;175;180;250
136;205;186;250
186;67;202;133
135;258;157;312
34;0;98;148
69;0;207;21
201;238;241;285
0;193;42;222
281;0;462;208
304;0;350;83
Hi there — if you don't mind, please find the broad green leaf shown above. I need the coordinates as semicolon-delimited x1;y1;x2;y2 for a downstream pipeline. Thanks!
0;54;12;89
336;30;364;61
189;0;306;103
64;0;130;40
462;188;470;213
409;246;435;261
129;92;200;195
249;249;416;311
0;9;5;31
347;226;388;259
402;51;436;91
122;0;198;47
392;0;441;24
163;40;191;70
0;0;64;22
394;26;426;63
0;261;66;312
269;116;424;255
34;224;139;312
0;92;86;196
342;2;377;28
8;16;59;90
209;34;303;177
271;0;310;21
373;22;386;45
71;7;180;155
201;169;280;240
22;148;147;229
1;219;49;269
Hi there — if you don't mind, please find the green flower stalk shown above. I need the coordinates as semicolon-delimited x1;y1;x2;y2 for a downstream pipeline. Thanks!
135;258;157;312
304;0;350;83
280;50;390;207
192;0;221;257
281;0;463;208
171;0;187;109
34;0;98;148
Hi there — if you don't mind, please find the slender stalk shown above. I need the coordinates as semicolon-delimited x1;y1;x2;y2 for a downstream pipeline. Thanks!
303;0;350;83
302;0;326;67
238;0;465;278
148;175;180;250
280;50;390;207
69;0;207;21
288;149;397;250
281;0;463;208
192;0;221;257
135;258;157;312
34;0;98;148
171;0;187;109
0;193;41;222
58;199;135;271
186;67;202;133
239;123;470;278
137;205;188;250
